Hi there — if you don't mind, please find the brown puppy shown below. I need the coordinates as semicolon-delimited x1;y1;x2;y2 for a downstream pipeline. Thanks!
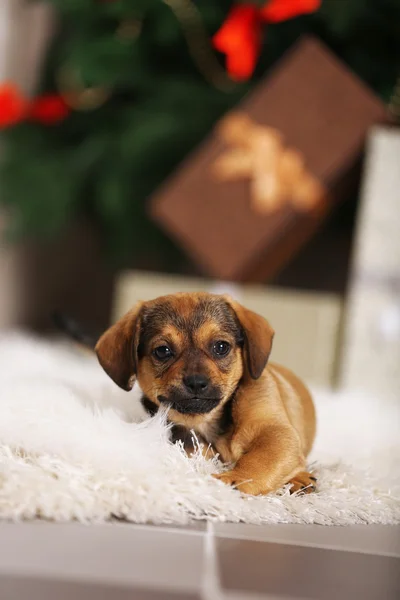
95;292;317;495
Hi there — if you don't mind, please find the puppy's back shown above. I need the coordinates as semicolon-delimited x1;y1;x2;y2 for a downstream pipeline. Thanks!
268;363;316;456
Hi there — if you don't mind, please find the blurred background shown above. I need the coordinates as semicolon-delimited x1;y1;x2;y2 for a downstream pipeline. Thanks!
0;0;399;394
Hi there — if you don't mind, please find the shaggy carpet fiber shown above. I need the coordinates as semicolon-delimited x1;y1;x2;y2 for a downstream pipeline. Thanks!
0;332;399;525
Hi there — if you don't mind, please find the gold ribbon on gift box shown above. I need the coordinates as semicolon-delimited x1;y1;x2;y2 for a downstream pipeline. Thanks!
212;113;325;215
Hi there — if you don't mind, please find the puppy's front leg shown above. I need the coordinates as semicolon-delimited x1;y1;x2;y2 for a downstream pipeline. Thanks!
171;425;216;459
214;425;315;495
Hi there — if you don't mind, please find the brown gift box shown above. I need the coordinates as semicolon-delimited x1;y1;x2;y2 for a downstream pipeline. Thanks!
149;37;389;282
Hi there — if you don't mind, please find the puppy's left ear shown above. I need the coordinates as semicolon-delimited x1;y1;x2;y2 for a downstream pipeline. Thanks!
224;296;274;380
95;302;143;391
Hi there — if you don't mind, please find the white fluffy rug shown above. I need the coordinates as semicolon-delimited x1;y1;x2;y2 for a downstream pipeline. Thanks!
0;332;399;525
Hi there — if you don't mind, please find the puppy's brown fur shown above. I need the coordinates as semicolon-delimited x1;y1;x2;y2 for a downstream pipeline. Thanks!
96;293;316;495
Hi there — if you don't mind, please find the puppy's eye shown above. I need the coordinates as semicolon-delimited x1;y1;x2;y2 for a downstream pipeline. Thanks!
153;346;173;360
213;341;231;357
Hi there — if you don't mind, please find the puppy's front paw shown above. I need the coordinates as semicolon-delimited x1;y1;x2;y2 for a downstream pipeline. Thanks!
213;470;269;495
287;471;317;494
213;470;240;487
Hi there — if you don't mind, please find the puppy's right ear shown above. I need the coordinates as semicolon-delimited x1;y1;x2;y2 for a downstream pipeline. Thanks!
95;302;143;391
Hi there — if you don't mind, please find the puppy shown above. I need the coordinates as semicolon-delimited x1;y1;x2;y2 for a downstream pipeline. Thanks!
95;292;317;495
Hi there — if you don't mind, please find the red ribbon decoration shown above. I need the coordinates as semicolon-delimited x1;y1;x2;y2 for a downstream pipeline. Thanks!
213;0;322;81
0;83;70;128
213;5;263;83
30;95;70;125
0;84;28;127
261;0;321;22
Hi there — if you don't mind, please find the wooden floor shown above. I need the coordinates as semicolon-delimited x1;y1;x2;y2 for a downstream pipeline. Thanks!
0;521;399;599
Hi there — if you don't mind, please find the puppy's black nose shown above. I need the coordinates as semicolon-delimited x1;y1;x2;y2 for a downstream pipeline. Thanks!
183;374;209;395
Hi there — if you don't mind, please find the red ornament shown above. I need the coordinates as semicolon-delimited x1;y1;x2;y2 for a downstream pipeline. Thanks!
213;0;322;81
0;83;28;127
213;5;262;81
261;0;321;22
30;95;70;124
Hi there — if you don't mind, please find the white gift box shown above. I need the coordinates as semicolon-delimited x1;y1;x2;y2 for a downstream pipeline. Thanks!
340;126;400;399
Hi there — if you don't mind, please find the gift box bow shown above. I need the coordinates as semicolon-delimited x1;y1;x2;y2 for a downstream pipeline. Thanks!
212;112;325;214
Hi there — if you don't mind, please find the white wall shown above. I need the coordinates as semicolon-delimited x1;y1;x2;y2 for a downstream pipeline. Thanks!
0;0;54;91
0;0;54;327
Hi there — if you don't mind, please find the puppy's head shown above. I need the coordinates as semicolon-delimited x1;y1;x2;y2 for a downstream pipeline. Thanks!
95;293;274;416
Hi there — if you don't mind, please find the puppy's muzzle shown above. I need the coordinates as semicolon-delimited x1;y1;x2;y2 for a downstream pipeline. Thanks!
158;374;221;415
159;395;221;415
